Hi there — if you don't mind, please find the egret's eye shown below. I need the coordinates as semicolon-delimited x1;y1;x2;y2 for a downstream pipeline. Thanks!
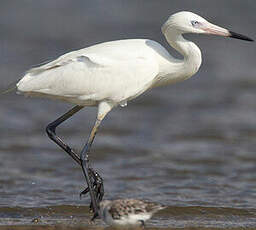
191;20;200;27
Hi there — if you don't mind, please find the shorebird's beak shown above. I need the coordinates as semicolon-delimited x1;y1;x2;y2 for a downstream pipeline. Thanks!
202;22;254;42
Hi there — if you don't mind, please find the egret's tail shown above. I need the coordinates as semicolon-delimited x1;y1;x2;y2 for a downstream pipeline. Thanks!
1;80;18;95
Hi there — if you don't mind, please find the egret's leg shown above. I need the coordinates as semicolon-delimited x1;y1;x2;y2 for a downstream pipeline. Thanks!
45;105;100;216
46;105;83;164
79;102;113;214
79;117;103;214
80;167;104;202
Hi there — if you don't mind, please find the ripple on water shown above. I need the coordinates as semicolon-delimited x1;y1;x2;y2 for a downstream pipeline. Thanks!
0;205;256;229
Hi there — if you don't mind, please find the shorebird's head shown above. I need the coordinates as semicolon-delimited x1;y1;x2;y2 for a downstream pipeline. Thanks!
99;200;112;217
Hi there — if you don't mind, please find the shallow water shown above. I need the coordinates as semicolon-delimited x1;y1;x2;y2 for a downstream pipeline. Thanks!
0;0;256;229
1;205;256;229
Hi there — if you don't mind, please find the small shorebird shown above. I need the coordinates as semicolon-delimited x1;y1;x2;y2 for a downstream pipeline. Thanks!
14;11;253;217
98;199;166;227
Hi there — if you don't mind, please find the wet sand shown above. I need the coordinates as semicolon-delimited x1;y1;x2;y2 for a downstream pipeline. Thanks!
1;227;256;230
1;205;256;229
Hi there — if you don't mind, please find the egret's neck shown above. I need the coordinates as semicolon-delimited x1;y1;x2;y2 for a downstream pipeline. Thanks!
158;30;202;85
165;30;201;65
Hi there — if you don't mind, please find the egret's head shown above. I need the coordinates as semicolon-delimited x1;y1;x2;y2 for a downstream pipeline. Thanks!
162;11;253;42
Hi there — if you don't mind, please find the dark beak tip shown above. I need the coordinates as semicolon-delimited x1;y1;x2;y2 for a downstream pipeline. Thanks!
229;31;254;42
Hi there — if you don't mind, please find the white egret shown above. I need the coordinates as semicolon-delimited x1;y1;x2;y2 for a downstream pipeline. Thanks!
15;11;253;217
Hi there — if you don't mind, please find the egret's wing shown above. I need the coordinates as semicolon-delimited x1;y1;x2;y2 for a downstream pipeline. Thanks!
27;54;103;76
17;40;159;104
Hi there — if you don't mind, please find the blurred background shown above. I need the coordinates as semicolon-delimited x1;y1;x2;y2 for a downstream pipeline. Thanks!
0;0;256;228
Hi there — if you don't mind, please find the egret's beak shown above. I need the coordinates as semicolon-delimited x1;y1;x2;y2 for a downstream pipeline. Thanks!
203;23;254;42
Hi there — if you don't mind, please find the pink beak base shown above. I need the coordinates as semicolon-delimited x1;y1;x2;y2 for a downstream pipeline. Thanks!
203;24;253;42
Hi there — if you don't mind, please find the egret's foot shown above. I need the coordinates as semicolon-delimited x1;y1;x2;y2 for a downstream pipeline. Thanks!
80;168;104;212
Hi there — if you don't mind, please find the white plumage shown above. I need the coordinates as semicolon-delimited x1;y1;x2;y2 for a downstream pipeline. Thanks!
15;11;253;217
17;11;252;112
17;39;187;107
